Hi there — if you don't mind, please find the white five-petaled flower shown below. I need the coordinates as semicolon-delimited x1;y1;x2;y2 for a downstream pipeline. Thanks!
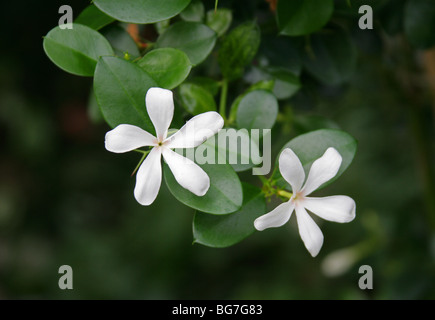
105;87;224;206
254;147;356;257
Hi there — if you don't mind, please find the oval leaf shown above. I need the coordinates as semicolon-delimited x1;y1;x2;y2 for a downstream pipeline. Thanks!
137;48;192;90
236;90;278;131
218;21;261;81
273;129;358;191
302;27;357;86
178;83;216;115
93;0;192;24
277;0;334;36
43;23;114;77
193;183;266;248
164;162;243;215
180;0;205;22
206;8;232;37
94;56;157;132
75;4;115;30
102;25;140;59
156;21;217;65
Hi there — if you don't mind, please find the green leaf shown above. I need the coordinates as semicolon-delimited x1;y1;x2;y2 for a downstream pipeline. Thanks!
75;4;115;30
302;28;357;86
404;0;435;49
236;90;278;131
93;0;192;24
178;83;217;115
199;129;259;172
267;68;301;100
218;21;261;81
277;0;334;36
206;8;232;37
102;25;140;59
164;163;243;215
93;56;157;132
273;129;358;191
189;77;221;96
137;48;192;89
180;0;205;22
156;21;217;65
43;23;114;77
193;183;266;248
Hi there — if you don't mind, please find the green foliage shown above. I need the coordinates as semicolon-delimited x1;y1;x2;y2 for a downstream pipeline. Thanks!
94;56;157;132
236;90;278;131
93;0;192;24
42;0;383;250
102;25;140;59
74;4;115;30
137;48;192;89
178;83;216;114
218;21;261;81
164;163;243;215
277;0;334;36
193;183;266;247
43;24;114;77
302;27;357;86
206;8;233;37
273;129;358;192
155;21;217;65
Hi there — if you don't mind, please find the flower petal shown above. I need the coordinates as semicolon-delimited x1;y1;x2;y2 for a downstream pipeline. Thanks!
162;147;210;196
301;147;342;196
146;87;174;142
105;124;157;153
254;201;294;231
295;204;324;257
303;196;356;223
279;148;305;193
164;111;224;149
134;147;162;206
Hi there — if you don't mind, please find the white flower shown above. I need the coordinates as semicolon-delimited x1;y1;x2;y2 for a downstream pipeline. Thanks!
254;147;356;257
105;87;224;206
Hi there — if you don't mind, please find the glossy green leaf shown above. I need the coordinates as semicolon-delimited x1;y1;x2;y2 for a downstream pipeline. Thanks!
178;83;216;115
236;90;278;131
180;0;205;22
206;8;232;37
164;163;243;215
156;21;217;65
102;25;140;59
137;48;192;89
302;28;357;86
75;4;115;30
218;21;261;81
199;129;259;172
273;129;358;191
43;23;114;77
404;0;435;49
93;0;192;24
193;183;266;248
93;56;157;132
277;0;334;36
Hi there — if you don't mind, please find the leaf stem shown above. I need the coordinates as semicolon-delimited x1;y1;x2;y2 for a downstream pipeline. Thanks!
277;190;293;199
131;149;150;176
219;78;228;121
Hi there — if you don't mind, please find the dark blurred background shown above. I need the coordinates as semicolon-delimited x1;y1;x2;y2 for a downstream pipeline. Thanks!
0;0;434;299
